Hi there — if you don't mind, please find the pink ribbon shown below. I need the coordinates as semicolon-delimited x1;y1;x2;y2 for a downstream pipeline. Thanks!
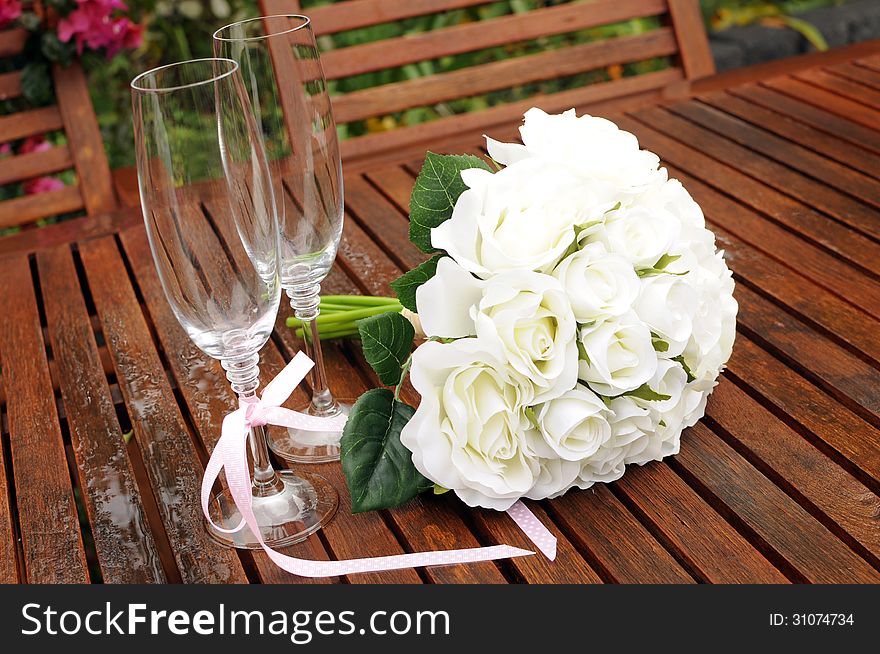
201;352;557;578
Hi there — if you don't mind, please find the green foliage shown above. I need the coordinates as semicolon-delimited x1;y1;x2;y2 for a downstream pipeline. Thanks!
357;311;416;386
409;152;492;253
624;384;672;402
390;254;445;312
21;63;52;106
340;388;432;513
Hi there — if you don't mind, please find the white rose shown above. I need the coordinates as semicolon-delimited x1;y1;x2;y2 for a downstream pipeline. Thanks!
631;358;687;413
400;339;540;510
682;251;737;379
431;158;615;277
629;385;707;466
634;274;699;358
577;396;652;485
534;384;612;461
578;312;657;396
418;258;578;402
527;458;582;500
486;107;664;195
585;202;680;269
551;243;639;322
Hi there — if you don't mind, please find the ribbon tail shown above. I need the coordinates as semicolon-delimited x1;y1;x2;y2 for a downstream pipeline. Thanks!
507;500;557;561
201;410;248;535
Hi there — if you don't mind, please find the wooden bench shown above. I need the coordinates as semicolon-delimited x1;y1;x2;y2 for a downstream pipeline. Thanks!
0;12;117;231
259;0;714;168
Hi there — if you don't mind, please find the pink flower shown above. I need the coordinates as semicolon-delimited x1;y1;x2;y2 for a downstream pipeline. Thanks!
0;142;11;157
0;1;22;30
19;135;51;155
24;176;65;195
57;0;142;58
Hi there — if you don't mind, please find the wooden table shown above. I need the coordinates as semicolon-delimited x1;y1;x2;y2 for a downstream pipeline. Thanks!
2;45;879;584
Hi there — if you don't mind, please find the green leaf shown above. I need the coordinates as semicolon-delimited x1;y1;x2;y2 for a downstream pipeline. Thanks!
409;152;492;253
651;332;670;353
340;388;431;513
433;484;450;495
18;12;41;31
624;383;671;402
357;311;415;386
654;253;681;270
672;355;696;383
389;254;444;312
637;253;685;278
41;32;75;66
21;62;53;106
576;338;590;363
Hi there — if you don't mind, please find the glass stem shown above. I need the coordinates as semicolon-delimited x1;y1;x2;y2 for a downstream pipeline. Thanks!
288;284;340;417
222;354;284;498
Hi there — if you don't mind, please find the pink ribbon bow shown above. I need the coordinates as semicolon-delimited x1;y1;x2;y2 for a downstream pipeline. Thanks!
201;351;556;578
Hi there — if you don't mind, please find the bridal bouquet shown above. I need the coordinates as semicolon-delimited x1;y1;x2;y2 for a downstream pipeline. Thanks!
337;108;737;513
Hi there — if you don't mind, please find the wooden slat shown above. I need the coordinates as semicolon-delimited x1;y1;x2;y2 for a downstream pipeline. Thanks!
0;254;89;583
53;63;117;215
0;206;141;257
320;0;668;79
0;106;64;142
343;174;426;270
762;76;880;130
698;90;880;180
728;336;880;484
0;145;73;186
549;484;695;583
78;236;249;583
266;0;504;35
0;185;84;228
333;28;678;123
708;378;880;562
624;108;880;276
613;463;787;582
729;83;880;155
667;100;880;221
0;28;27;57
364;165;416;212
796;67;880;110
826;62;880;92
735;284;880;427
676;422;879;582
469;501;603;583
0;71;22;100
667;0;714;78
0;412;17;582
37;245;166;583
343;69;681;164
670;39;880;96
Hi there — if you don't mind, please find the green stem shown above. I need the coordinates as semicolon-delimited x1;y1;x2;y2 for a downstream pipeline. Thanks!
287;304;401;329
320;295;398;306
394;353;414;402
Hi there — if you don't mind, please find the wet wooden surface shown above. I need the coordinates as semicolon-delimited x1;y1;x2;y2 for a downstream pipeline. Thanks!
1;49;880;583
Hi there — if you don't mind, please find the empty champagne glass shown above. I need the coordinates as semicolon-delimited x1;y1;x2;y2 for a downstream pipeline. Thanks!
214;15;350;464
131;58;337;548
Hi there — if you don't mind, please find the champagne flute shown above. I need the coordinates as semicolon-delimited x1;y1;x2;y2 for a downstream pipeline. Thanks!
131;58;337;548
214;15;350;464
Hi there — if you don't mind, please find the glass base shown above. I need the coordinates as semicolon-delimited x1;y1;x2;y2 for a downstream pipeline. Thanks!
268;399;353;463
205;471;338;550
